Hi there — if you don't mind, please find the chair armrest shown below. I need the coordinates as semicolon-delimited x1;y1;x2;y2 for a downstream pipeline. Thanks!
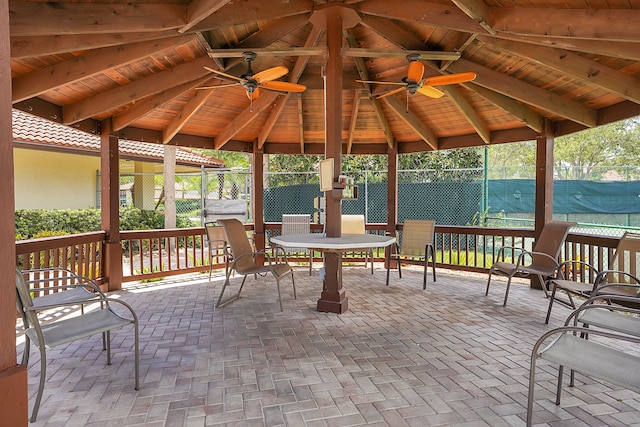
554;259;599;280
25;297;138;321
532;324;640;357
495;245;524;261
595;269;640;286
515;250;558;269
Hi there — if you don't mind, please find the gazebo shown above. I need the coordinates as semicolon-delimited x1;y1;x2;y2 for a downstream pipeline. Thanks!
2;1;640;423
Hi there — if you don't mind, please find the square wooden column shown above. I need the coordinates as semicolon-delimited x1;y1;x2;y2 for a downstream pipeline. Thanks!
386;143;398;267
101;120;123;291
252;141;266;255
0;0;29;422
532;122;555;289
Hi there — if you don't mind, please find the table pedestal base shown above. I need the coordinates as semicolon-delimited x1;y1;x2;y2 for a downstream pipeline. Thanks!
317;296;348;313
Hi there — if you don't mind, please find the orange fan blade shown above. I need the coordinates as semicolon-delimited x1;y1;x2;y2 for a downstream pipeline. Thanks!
260;81;306;92
376;87;405;99
422;72;476;86
406;61;425;83
204;66;243;82
253;66;289;83
417;85;444;98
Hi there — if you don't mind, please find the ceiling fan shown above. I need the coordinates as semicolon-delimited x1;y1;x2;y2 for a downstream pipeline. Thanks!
196;51;306;110
357;53;476;100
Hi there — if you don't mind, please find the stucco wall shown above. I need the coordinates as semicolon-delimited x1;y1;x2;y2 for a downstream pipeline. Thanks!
14;148;99;209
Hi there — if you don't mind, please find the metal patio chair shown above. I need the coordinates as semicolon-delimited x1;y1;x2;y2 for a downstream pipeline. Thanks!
485;220;576;306
205;221;231;280
527;294;640;426
545;232;640;323
216;218;296;311
386;219;436;289
280;214;313;275
341;214;374;274
16;268;139;423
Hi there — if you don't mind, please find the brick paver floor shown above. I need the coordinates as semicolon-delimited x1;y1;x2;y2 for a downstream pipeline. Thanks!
16;265;640;426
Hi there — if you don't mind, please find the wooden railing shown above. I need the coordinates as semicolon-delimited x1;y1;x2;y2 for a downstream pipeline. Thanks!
15;224;622;289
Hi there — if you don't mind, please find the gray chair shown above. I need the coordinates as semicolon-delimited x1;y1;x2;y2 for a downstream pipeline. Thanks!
546;232;640;323
216;218;296;311
386;219;436;289
341;214;374;274
527;294;640;426
280;214;313;275
16;268;139;423
205;221;231;280
485;221;576;306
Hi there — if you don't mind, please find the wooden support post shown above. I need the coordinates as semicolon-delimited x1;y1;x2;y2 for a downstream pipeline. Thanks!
101;120;123;291
252;141;266;258
532;121;555;289
386;142;398;268
0;0;29;422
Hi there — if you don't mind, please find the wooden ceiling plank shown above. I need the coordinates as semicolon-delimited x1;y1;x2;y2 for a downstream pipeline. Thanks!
257;25;320;149
180;0;231;33
383;96;438;150
346;28;393;148
190;0;314;32
112;76;213;131
448;59;597;127
13;35;196;103
442;85;490;144
465;83;544;134
491;34;640;62
162;89;214;144
450;0;496;35
214;92;279;150
221;13;312;72
357;0;485;33
9;3;187;36
347;90;361;155
484;38;640;104
63;56;213;125
258;94;289;148
10;31;181;59
360;15;426;51
491;8;640;42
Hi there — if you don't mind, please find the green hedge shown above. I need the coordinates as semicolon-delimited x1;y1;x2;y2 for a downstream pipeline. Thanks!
16;208;196;240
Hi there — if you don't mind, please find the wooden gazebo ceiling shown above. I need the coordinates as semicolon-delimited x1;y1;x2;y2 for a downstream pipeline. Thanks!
9;0;640;155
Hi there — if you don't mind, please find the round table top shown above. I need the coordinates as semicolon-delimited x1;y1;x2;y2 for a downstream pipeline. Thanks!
270;233;395;250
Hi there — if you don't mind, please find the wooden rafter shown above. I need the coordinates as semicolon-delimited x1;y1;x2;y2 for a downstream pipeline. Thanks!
346;91;361;155
162;88;214;144
179;0;231;33
450;0;496;35
214;92;279;150
383;96;437;151
442;85;490;144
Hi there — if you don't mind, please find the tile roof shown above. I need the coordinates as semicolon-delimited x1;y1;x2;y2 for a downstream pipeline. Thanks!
11;109;224;168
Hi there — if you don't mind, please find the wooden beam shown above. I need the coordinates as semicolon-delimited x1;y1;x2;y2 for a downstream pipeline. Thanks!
190;0;313;32
208;47;325;58
491;8;640;42
297;93;305;153
442;85;491;144
162;88;214;144
10;31;181;59
357;0;485;33
463;83;544;133
449;59;597;127
12;35;195;103
214;92;279;150
450;0;496;34
9;3;187;36
257;25;320;149
383;96;438;150
179;0;231;33
360;15;426;50
63;56;212;125
342;48;460;61
345;28;393;148
112;76;212;131
484;38;640;104
346;90;361;154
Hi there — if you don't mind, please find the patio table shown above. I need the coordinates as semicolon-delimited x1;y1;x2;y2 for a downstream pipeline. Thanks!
270;233;395;312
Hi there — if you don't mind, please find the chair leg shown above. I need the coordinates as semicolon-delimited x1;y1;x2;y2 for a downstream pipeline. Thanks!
385;250;392;286
31;346;47;423
22;336;30;366
291;270;296;300
502;277;514;306
308;251;312;276
369;249;374;274
133;319;140;390
422;257;428;290
106;330;112;365
430;246;437;282
485;271;494;296
275;277;283;311
526;356;537;427
216;271;247;308
556;365;564;405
